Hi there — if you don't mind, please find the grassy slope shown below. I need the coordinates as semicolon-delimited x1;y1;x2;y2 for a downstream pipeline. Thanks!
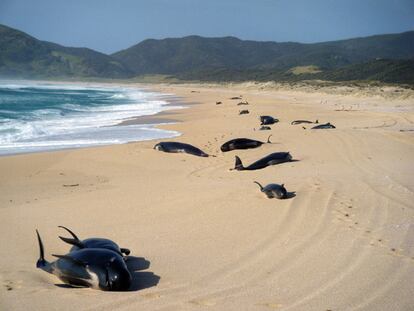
0;25;132;78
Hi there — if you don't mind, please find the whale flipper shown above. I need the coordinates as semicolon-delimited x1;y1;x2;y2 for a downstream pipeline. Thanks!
58;226;81;240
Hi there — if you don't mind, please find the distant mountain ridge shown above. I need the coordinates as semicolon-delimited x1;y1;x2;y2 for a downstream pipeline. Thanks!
0;23;413;83
0;24;132;78
112;32;414;74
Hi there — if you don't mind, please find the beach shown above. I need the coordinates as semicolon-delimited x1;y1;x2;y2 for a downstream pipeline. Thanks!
1;82;413;310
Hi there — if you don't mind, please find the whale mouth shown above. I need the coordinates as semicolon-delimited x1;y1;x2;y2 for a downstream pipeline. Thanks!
105;268;114;290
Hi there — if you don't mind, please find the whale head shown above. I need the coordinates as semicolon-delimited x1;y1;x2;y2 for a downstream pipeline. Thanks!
101;258;132;291
154;143;163;151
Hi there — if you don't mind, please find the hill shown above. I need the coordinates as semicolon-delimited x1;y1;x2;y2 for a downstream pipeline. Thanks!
1;23;413;84
112;32;414;75
0;24;132;78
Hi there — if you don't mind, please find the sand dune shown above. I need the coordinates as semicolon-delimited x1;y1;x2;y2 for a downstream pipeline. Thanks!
0;82;413;310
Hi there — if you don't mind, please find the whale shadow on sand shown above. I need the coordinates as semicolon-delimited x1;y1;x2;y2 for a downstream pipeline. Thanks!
284;191;297;199
126;256;160;291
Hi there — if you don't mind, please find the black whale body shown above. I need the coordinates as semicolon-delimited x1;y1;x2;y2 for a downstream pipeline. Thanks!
36;230;131;291
233;152;292;171
58;226;130;257
291;119;318;125
221;135;272;152
311;122;336;129
259;126;271;131
254;181;287;199
260;116;279;125
154;142;209;157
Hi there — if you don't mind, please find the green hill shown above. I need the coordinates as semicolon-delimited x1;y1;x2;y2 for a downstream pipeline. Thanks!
112;32;414;75
0;24;132;78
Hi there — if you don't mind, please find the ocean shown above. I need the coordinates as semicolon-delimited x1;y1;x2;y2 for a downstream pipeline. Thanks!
0;81;182;156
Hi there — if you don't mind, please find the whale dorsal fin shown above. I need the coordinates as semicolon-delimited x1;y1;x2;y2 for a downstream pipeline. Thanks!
59;236;84;249
234;156;244;170
52;254;87;267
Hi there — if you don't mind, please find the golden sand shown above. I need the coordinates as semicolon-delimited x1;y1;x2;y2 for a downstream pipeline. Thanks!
1;82;413;310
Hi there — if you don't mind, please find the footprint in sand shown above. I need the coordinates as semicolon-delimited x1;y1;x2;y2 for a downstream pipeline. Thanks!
3;279;22;291
256;302;283;309
189;299;217;306
142;292;161;299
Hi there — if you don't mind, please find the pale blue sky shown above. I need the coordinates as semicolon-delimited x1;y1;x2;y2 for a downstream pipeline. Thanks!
1;0;413;54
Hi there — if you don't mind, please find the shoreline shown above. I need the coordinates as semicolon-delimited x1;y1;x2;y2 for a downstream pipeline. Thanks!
0;82;191;157
1;82;413;310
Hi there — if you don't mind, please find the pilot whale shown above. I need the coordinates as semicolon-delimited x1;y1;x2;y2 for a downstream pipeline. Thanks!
232;152;293;171
36;230;131;291
220;135;272;152
154;142;210;157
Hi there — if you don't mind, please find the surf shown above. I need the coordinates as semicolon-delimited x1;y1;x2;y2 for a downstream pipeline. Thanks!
0;81;182;155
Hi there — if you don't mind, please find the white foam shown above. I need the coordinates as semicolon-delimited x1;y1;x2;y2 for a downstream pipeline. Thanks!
0;81;184;155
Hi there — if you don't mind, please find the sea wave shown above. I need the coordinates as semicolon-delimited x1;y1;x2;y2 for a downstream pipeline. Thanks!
0;125;180;156
0;81;183;155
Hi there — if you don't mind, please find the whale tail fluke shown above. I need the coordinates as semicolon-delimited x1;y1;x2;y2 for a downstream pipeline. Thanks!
36;230;52;273
254;181;264;191
267;135;273;144
234;156;244;170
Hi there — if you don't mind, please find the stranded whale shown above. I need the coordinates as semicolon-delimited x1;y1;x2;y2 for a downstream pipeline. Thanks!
260;116;279;125
154;142;210;157
311;122;336;129
36;230;131;291
254;181;288;199
232;152;293;171
291;119;318;125
220;135;272;152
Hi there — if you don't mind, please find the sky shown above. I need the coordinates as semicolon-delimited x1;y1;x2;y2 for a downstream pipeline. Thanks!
0;0;413;54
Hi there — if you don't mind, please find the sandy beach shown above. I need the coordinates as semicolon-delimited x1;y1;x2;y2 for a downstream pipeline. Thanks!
1;82;413;310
